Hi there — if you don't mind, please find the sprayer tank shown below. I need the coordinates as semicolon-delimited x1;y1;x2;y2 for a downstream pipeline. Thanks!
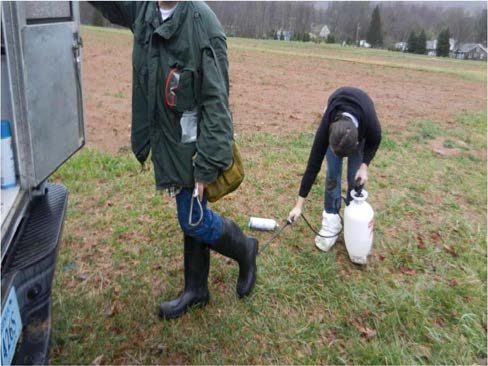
344;189;374;264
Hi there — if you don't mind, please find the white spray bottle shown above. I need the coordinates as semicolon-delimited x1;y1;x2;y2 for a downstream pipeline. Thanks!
344;187;374;265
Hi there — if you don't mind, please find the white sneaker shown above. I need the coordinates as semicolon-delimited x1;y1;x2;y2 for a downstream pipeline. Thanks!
315;211;342;252
349;255;368;265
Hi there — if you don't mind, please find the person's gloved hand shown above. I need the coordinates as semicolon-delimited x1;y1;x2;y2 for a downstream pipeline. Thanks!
354;163;368;185
288;205;302;224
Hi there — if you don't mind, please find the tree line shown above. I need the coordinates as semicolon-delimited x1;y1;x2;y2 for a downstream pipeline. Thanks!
80;2;487;47
207;2;487;47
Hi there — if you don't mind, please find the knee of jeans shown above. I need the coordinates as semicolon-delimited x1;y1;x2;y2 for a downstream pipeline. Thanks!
326;177;339;192
178;217;202;237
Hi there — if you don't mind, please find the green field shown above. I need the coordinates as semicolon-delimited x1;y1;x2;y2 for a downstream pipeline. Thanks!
228;37;487;82
50;31;486;364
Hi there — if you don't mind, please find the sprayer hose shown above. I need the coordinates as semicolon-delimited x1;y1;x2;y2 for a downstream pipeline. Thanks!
300;212;344;239
258;195;352;254
259;212;344;254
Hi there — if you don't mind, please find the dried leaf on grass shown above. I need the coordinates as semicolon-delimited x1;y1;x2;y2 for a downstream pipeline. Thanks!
418;345;432;358
448;278;459;287
443;245;459;257
105;300;122;317
417;234;426;249
400;266;417;276
92;355;104;365
356;325;377;339
430;231;442;244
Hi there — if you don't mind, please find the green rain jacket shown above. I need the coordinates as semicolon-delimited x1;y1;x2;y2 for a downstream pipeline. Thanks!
92;2;233;189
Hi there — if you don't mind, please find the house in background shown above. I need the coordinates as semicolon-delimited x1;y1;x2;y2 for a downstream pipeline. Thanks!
319;25;331;39
452;43;487;60
276;30;293;41
426;40;437;56
310;24;331;41
394;41;407;51
359;40;371;48
426;38;456;56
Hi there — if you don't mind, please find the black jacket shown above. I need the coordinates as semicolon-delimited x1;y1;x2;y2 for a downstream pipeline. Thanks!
299;87;382;198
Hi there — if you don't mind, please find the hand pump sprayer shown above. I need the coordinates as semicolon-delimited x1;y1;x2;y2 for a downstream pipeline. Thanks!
344;184;374;264
248;181;375;264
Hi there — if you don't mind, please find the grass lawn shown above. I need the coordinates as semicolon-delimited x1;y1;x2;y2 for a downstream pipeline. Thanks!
50;27;487;364
50;105;486;363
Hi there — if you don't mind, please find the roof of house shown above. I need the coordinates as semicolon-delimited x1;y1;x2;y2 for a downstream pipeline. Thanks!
319;25;330;37
456;43;487;53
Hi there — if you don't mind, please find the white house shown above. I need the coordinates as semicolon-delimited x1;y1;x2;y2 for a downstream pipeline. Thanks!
394;42;407;51
276;30;292;41
426;38;456;56
426;39;437;55
319;25;330;38
359;40;371;48
452;43;487;60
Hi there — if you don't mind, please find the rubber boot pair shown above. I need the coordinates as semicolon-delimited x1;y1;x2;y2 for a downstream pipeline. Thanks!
159;219;258;319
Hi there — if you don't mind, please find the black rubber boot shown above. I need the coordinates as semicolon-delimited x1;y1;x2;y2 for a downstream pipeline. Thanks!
211;218;258;298
159;235;210;319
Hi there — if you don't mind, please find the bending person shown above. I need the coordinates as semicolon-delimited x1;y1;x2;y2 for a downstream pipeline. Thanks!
288;86;382;252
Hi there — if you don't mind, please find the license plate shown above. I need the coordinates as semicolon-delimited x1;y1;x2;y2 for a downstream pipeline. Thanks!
1;287;22;366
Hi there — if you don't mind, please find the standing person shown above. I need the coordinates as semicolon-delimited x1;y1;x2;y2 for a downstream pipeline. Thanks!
288;86;381;253
90;1;258;319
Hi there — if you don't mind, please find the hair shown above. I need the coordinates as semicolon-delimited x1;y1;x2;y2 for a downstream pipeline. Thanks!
329;117;358;158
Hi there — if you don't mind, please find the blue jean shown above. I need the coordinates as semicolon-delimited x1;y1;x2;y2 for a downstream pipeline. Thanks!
175;188;223;244
324;145;363;214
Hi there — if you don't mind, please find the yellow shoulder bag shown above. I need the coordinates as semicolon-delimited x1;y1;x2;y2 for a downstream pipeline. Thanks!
204;142;245;203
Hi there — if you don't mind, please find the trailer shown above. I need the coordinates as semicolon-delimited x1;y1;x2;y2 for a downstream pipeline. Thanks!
1;2;84;364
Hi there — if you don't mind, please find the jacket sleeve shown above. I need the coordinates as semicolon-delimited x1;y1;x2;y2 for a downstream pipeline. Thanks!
193;42;233;184
209;37;229;95
298;115;329;198
362;113;382;165
360;93;382;165
89;1;139;30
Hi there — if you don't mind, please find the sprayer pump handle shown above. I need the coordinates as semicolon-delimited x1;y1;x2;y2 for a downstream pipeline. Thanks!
354;178;364;197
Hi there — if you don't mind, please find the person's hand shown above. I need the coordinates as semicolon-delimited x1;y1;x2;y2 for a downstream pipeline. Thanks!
288;196;305;224
288;205;302;224
355;163;368;185
194;181;205;201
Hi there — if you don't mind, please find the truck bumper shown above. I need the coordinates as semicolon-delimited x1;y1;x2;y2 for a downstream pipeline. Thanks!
1;183;68;365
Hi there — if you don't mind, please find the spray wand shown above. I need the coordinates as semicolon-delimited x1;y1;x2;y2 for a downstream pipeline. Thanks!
258;219;292;254
253;214;341;255
252;179;365;254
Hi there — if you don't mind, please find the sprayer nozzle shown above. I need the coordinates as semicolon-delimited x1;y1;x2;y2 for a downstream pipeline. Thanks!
249;217;279;231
